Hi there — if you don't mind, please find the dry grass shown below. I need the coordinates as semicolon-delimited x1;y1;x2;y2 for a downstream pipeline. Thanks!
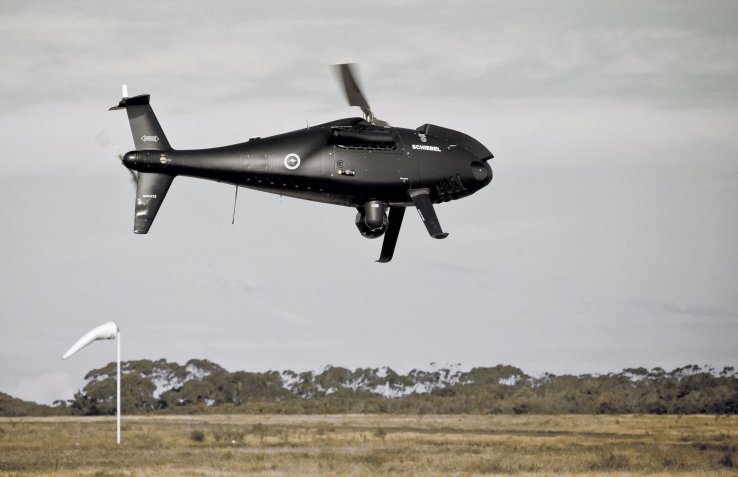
0;414;736;476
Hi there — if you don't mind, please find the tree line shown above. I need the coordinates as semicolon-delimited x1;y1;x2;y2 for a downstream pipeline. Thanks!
2;361;736;416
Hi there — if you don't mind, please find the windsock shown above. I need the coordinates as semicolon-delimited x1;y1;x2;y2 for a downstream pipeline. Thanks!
62;321;119;360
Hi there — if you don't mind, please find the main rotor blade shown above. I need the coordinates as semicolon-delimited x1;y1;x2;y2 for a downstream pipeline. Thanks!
372;117;389;127
335;63;371;112
377;207;406;263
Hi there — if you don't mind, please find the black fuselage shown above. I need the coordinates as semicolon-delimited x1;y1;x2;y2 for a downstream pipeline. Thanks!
122;117;492;208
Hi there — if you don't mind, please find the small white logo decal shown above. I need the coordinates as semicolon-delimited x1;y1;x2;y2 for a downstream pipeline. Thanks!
159;154;171;164
142;194;157;199
284;153;301;170
418;133;428;143
412;144;441;152
141;135;159;143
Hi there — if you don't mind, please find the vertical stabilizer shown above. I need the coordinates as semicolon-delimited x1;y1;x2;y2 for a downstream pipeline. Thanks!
110;88;175;233
134;172;174;234
109;92;171;151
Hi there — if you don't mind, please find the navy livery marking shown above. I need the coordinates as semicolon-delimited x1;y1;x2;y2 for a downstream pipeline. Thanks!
284;153;301;170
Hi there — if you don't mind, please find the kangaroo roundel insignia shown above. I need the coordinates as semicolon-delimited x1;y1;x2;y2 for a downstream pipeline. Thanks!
284;153;301;170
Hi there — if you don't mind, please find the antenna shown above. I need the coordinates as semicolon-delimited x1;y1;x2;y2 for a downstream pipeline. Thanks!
232;185;238;224
122;84;128;98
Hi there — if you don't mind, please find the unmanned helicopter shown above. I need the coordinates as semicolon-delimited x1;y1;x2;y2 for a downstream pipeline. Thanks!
110;64;493;262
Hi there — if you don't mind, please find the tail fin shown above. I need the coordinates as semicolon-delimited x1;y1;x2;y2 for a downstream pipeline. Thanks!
109;88;171;151
133;172;174;234
110;87;174;233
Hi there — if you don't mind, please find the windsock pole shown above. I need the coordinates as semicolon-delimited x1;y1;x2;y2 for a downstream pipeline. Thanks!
62;321;121;447
116;331;121;446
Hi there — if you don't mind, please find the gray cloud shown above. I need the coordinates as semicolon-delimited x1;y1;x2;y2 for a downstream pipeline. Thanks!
1;1;737;108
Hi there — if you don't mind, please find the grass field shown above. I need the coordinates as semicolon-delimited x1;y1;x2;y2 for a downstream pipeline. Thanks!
1;414;736;476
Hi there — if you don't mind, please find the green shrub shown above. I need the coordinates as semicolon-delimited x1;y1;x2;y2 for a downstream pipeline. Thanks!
190;430;205;442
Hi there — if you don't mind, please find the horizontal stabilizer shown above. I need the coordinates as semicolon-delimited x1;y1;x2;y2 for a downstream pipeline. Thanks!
108;94;151;110
134;172;174;234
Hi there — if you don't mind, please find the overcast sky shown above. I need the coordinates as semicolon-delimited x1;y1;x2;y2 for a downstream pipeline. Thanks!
1;1;736;404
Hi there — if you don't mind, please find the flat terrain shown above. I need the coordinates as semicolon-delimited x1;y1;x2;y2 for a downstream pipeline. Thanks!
0;414;736;476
